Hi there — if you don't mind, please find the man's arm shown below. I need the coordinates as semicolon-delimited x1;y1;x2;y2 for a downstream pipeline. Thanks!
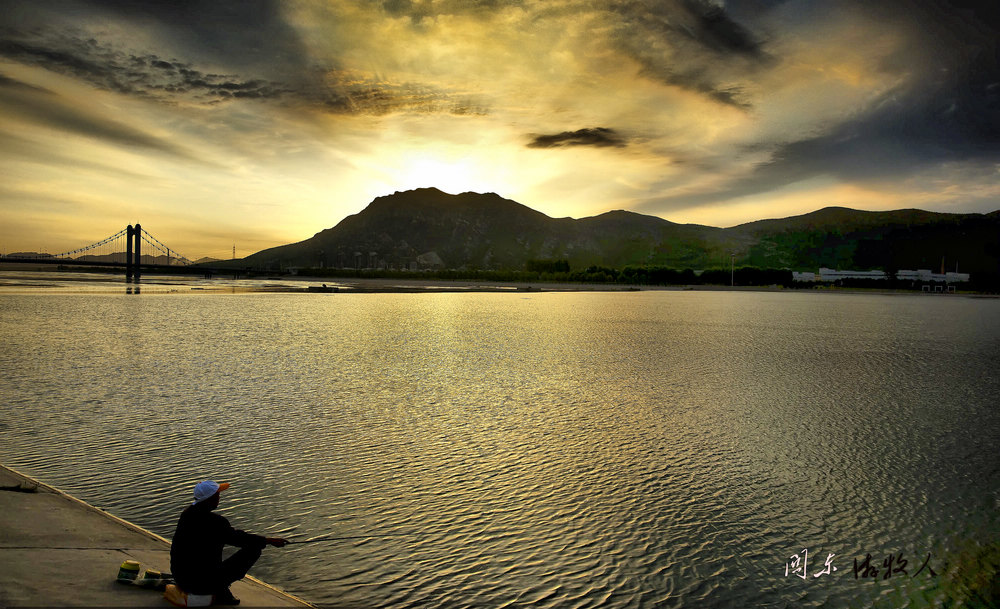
218;514;266;549
216;513;288;549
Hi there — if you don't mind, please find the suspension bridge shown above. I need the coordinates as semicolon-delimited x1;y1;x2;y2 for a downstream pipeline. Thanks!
1;224;197;281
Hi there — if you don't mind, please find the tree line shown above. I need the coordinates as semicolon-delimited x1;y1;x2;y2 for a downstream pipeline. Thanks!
296;260;1000;292
301;261;795;287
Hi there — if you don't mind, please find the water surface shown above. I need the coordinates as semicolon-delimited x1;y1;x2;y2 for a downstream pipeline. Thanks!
1;289;998;608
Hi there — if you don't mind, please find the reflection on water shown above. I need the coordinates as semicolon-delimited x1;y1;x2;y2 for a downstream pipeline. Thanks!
1;290;998;608
0;269;342;294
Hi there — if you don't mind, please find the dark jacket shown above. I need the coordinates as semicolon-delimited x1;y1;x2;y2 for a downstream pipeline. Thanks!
170;502;266;594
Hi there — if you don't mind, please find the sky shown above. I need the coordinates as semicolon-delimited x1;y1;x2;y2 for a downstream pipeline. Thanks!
1;0;998;259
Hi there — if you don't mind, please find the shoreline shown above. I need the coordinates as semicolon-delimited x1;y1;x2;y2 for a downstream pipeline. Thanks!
0;463;314;608
0;266;993;297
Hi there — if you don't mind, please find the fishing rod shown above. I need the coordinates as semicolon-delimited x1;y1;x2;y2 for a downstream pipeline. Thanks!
288;533;414;544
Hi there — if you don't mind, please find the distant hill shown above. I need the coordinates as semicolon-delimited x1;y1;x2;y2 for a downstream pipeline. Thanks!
2;252;217;266
241;188;1000;275
731;207;1000;273
5;252;55;258
73;253;198;266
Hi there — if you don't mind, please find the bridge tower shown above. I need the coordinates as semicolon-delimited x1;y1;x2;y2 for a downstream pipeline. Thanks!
126;225;134;281
133;223;141;282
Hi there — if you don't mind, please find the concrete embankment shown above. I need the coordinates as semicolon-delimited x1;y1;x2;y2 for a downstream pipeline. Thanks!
0;464;313;607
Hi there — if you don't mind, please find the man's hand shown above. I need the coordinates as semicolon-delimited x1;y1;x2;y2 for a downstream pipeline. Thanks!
266;537;289;548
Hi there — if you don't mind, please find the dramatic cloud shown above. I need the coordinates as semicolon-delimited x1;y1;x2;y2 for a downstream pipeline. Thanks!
0;71;202;160
605;0;773;109
0;32;474;116
0;37;292;103
634;0;1000;216
0;0;997;256
34;0;312;78
0;72;56;94
527;128;627;149
381;0;527;22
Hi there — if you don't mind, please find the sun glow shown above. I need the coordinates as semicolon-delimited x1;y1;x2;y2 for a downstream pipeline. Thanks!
399;157;484;194
397;155;511;196
361;146;518;199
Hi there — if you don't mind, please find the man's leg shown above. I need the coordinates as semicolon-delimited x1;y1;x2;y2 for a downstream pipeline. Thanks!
220;546;262;586
214;546;263;602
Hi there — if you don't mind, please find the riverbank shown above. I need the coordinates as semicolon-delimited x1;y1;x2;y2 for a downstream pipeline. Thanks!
0;266;992;296
0;464;313;608
0;267;641;294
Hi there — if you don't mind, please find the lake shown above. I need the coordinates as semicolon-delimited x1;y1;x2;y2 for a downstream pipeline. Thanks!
1;285;998;608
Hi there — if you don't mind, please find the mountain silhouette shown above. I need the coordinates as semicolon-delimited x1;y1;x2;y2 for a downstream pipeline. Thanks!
242;188;1000;274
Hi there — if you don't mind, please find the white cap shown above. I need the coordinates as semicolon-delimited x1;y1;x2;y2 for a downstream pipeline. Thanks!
192;480;230;505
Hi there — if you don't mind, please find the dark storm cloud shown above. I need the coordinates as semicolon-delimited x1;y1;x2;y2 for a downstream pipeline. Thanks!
527;128;627;149
0;37;293;103
608;0;771;109
37;0;312;79
813;0;1000;155
637;0;1000;214
0;1;296;105
0;1;475;116
0;35;460;115
793;2;999;159
677;0;768;57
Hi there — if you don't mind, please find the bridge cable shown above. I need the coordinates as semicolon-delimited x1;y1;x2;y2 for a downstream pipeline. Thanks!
50;228;130;259
139;230;193;265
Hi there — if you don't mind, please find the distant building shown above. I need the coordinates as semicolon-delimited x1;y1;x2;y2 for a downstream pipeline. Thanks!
818;268;887;281
791;267;971;283
896;269;970;283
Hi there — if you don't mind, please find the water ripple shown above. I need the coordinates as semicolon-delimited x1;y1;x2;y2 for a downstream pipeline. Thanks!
1;291;998;607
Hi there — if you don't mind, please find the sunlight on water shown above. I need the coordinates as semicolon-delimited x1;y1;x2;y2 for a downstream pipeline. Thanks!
1;290;998;607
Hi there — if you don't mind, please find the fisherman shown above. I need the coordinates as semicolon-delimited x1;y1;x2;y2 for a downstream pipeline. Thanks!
170;480;289;605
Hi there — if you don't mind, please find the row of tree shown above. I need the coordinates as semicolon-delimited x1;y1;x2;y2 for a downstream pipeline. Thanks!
300;263;793;286
297;261;1000;292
